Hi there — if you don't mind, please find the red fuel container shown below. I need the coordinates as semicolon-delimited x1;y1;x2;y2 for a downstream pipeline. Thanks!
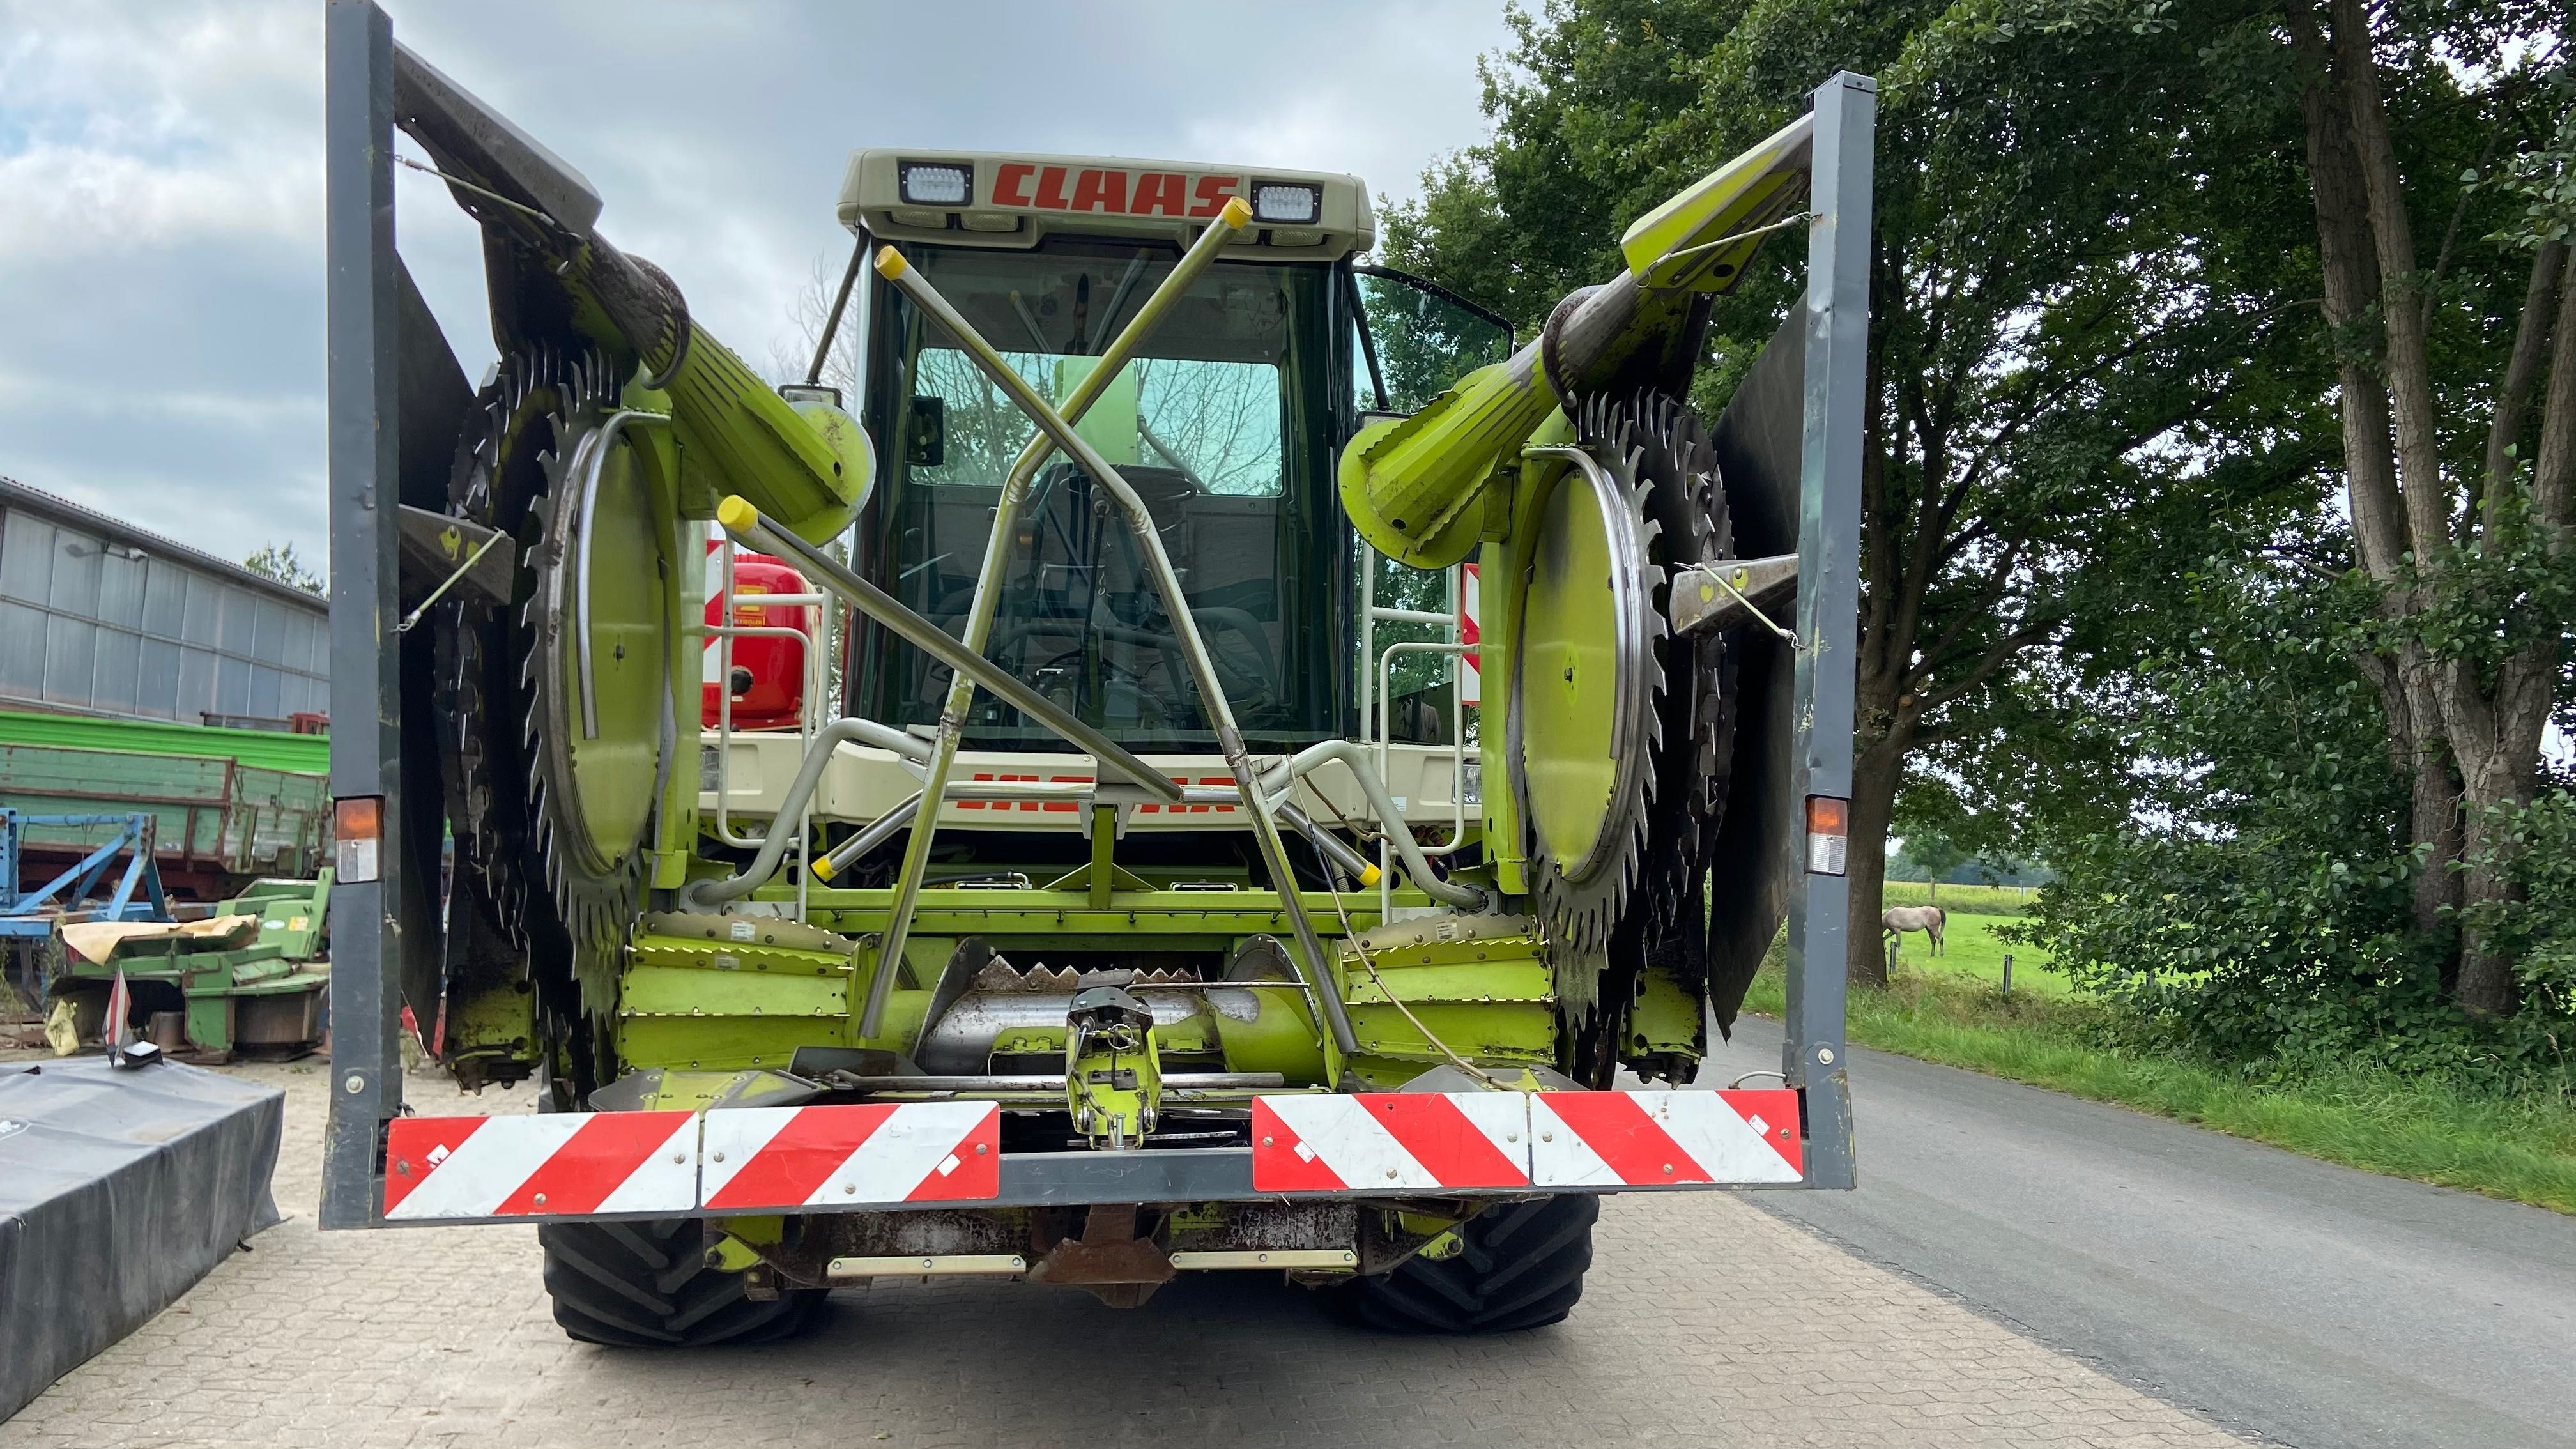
702;546;814;730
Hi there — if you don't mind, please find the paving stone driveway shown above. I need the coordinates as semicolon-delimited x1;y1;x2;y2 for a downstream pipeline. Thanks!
1;1062;2239;1448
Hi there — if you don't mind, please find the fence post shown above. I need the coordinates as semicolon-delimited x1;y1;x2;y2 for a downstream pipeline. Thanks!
2002;952;2012;997
1885;935;1899;981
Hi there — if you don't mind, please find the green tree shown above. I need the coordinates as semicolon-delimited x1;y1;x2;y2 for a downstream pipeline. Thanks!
1881;2;2576;1033
1384;0;2315;985
2279;0;2574;1016
243;541;325;595
1899;829;1970;900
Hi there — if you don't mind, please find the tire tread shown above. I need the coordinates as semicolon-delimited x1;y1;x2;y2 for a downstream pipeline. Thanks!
1344;1195;1597;1334
538;1218;826;1348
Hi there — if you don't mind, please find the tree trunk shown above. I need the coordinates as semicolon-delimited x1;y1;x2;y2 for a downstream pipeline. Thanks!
2319;0;2575;1018
2377;658;2465;936
2479;240;2568;520
1846;321;1904;993
1845;737;1903;990
2449;250;2576;1016
2454;765;2529;1016
2409;725;2464;938
2329;0;2450;555
2292;0;2468;953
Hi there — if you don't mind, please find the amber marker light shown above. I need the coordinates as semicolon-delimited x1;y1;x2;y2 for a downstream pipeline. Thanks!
334;796;383;884
1805;795;1849;877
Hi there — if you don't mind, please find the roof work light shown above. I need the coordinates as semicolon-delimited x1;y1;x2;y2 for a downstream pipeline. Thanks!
898;162;972;207
1250;181;1321;226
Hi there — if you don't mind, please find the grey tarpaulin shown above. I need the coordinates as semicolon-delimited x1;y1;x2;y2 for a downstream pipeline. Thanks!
0;1058;283;1421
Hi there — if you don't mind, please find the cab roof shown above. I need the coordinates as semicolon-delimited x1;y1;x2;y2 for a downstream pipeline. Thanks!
838;149;1373;262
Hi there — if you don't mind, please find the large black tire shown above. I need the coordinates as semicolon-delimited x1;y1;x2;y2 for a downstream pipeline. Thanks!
1344;1195;1598;1333
539;1218;827;1347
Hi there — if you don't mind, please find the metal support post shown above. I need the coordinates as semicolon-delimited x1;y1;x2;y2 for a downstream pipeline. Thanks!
319;0;401;1229
1780;70;1873;1190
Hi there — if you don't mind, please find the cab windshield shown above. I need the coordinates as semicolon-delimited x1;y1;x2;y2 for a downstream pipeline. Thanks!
854;238;1351;752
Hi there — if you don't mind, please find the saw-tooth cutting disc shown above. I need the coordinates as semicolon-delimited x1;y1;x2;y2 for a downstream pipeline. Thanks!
433;347;663;1015
522;395;669;996
436;348;578;950
1626;390;1735;953
1568;390;1740;1086
1515;397;1664;956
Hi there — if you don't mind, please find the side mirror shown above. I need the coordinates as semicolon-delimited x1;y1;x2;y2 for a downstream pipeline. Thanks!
778;382;843;408
905;395;947;467
1348;408;1409;445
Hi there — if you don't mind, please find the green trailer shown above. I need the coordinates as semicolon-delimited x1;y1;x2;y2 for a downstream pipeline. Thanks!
0;712;331;897
0;708;330;775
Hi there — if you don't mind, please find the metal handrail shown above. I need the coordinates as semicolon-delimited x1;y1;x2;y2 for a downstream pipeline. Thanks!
705;537;836;852
1377;639;1472;858
1274;740;1482;910
680;714;933;908
1357;545;1475;917
1369;606;1455;626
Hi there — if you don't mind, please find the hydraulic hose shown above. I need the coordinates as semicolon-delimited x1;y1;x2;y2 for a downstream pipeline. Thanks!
681;717;931;909
1278;801;1382;889
809;788;924;883
1283;740;1485;910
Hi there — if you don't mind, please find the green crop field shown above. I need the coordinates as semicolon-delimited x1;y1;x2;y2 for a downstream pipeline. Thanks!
1878;880;2036;916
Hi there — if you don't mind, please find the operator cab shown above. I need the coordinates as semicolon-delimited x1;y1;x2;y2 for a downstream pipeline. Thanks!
839;151;1509;754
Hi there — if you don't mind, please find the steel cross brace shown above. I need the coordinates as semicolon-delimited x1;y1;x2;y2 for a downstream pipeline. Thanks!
862;224;1360;1068
856;201;1252;1046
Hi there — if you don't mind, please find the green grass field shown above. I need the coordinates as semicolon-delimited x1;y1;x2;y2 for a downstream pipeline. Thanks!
1743;932;2576;1215
1882;912;2071;998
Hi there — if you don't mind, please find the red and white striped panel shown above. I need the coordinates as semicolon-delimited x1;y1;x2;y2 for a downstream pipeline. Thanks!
1529;1089;1802;1187
698;1101;1000;1211
1250;1089;1804;1194
383;1111;698;1222
1251;1092;1531;1192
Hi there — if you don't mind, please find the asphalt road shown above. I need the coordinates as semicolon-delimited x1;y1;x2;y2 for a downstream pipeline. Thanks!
1699;1013;2576;1448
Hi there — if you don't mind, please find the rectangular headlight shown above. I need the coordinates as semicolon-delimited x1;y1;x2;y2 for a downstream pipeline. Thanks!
1250;181;1321;226
899;161;972;207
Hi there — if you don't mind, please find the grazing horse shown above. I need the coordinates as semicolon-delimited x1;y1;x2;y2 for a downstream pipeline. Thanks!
1882;904;1947;956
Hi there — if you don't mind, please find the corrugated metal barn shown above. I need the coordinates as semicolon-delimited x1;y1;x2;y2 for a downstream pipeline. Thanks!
0;477;330;726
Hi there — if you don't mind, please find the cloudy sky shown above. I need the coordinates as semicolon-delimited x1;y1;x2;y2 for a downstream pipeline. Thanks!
0;0;1517;571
